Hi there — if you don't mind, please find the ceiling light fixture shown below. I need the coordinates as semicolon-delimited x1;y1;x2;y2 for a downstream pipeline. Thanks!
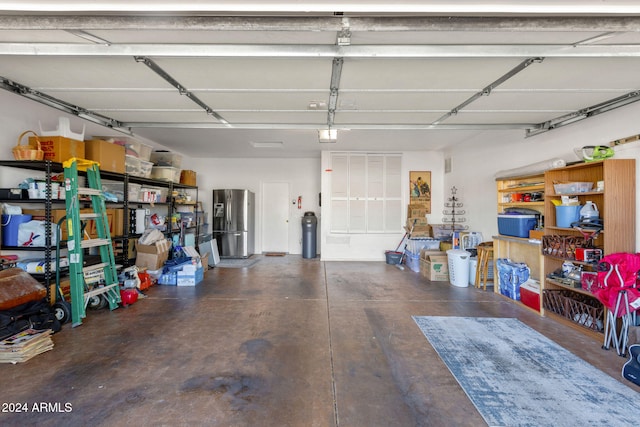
318;128;338;143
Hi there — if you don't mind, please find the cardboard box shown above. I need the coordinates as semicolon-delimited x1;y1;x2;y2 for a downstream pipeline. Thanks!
408;203;430;218
420;255;449;281
30;135;84;163
529;229;544;240
406;217;429;229
420;249;446;261
200;252;210;272
135;239;171;270
180;170;197;186
177;265;204;286
85;139;126;174
81;208;117;239
408;225;432;238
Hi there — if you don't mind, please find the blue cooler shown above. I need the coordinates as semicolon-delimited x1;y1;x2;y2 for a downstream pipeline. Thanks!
497;214;537;238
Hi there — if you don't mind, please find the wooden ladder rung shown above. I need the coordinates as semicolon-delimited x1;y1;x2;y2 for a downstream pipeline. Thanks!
83;283;118;300
78;187;102;196
80;238;111;249
79;213;101;220
82;262;110;274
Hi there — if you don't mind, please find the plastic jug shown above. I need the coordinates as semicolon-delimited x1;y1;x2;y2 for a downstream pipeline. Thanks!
580;201;599;222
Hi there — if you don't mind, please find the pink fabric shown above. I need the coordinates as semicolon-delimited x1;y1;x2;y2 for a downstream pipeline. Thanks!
593;252;640;316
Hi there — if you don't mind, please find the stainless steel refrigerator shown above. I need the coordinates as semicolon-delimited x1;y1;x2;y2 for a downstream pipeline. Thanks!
212;189;255;258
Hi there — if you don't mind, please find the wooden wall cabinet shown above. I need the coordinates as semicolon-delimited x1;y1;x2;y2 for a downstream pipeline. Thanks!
496;173;545;216
494;173;545;313
542;159;635;338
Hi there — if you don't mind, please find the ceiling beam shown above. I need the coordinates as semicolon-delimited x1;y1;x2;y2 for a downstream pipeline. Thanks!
122;122;536;130
327;57;343;127
433;57;543;125
134;56;228;124
3;15;640;32
527;90;640;137
2;43;640;58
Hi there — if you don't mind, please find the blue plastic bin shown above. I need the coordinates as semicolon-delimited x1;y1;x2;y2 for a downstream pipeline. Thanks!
404;250;421;273
497;214;537;238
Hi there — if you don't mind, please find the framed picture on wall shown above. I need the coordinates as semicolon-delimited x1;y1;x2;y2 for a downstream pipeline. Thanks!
409;171;431;213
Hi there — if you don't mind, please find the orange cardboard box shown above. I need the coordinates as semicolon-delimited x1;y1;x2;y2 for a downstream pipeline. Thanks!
29;136;84;163
84;139;125;174
81;208;116;239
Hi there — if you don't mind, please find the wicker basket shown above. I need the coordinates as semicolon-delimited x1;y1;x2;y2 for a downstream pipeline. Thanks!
12;130;44;161
543;289;604;332
541;235;588;260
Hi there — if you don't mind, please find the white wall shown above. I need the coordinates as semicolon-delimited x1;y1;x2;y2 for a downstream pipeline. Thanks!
320;150;445;261
444;102;640;248
188;157;321;255
2;88;639;256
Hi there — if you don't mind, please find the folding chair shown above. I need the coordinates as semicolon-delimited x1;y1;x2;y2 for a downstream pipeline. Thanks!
593;253;640;357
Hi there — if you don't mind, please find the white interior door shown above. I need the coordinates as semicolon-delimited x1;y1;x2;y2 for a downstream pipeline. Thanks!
262;182;290;253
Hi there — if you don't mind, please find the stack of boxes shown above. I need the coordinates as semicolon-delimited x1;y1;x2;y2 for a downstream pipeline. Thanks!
404;202;431;273
406;203;430;237
405;200;451;281
156;254;204;287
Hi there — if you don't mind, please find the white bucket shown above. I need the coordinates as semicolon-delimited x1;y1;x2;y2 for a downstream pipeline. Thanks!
469;257;478;286
447;249;471;287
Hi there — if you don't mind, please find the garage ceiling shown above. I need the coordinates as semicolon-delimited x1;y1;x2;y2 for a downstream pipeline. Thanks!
1;6;640;158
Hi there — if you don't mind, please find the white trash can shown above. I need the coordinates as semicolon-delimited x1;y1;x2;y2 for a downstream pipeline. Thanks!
447;249;471;287
469;257;478;286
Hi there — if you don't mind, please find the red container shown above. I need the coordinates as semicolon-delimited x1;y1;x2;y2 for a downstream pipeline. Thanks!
120;289;138;307
138;272;152;290
520;281;540;312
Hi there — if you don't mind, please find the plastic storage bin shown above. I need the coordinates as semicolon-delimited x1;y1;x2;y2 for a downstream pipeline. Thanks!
151;166;180;183
404;249;421;273
447;249;471;287
407;238;440;253
553;182;593;194
385;251;403;265
125;155;140;176
102;182;124;201
128;183;142;202
497;214;537;238
150;151;183;168
97;136;152;161
139;159;153;178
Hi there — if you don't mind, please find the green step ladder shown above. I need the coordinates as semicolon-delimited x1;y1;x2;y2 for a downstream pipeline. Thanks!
63;157;120;327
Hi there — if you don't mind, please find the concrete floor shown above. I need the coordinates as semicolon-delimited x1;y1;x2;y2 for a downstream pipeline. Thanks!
0;255;637;426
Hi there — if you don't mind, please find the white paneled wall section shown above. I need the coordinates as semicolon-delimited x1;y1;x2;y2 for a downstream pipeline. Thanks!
321;150;444;261
329;152;402;233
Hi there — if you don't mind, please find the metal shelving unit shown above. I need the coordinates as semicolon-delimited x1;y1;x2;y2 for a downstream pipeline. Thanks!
0;160;199;284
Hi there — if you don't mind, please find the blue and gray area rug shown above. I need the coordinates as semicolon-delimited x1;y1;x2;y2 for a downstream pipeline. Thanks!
413;316;640;427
